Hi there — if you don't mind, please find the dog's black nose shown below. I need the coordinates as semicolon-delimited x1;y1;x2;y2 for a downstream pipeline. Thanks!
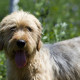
17;40;26;48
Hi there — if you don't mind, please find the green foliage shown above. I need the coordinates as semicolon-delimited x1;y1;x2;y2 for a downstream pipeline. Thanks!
0;0;9;21
0;1;9;79
0;52;6;80
19;0;80;43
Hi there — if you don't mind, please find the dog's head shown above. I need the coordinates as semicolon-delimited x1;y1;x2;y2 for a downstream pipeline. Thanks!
0;11;42;68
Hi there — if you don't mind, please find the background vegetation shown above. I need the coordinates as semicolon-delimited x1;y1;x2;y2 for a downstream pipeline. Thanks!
0;0;80;80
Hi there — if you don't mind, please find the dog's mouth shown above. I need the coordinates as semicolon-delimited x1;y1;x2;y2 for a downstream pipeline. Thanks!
14;50;27;68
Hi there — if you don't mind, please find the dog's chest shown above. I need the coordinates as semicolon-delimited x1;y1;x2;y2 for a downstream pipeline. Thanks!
7;51;53;80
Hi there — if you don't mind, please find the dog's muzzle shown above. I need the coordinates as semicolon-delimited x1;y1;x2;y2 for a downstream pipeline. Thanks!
14;40;27;68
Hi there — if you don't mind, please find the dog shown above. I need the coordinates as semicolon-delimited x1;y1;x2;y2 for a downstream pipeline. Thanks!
0;11;80;80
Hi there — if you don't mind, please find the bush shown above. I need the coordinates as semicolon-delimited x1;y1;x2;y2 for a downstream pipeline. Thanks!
0;0;9;21
19;0;80;43
0;52;6;80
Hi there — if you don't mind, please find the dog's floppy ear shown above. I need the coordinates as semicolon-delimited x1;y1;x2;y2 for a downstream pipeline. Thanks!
0;23;4;51
37;36;42;51
31;14;42;51
34;20;42;51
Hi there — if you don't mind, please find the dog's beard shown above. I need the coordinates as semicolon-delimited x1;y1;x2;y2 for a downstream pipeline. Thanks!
7;41;37;68
6;35;37;68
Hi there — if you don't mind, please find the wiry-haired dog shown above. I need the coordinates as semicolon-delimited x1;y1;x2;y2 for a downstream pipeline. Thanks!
0;11;80;80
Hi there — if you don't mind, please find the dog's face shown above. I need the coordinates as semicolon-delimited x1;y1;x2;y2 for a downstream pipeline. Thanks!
0;11;42;68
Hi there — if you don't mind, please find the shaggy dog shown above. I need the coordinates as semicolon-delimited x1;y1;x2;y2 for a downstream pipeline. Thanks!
0;11;80;80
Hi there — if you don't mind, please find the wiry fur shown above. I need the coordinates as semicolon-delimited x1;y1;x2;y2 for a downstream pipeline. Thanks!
0;11;80;80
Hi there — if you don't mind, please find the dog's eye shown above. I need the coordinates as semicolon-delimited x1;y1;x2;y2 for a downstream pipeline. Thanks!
27;27;33;32
10;26;16;31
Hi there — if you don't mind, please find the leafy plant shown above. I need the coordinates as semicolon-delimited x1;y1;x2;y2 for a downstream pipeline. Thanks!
0;52;6;80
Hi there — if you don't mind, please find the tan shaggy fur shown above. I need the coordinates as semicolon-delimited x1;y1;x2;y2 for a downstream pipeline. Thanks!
0;11;80;80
